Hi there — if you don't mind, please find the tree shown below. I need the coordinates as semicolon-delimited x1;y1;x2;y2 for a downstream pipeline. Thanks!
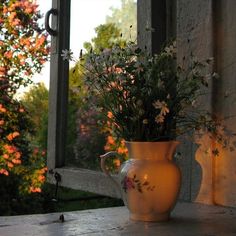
106;0;137;42
83;23;126;53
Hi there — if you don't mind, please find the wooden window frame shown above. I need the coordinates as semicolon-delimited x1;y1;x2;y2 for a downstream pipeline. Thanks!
46;0;175;198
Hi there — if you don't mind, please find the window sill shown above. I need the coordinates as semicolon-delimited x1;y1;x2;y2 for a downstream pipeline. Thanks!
0;202;236;235
47;167;121;198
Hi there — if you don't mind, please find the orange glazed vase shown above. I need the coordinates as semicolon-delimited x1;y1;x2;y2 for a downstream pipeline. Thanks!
100;141;181;222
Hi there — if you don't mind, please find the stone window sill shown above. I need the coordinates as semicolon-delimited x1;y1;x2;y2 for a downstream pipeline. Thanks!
0;201;236;235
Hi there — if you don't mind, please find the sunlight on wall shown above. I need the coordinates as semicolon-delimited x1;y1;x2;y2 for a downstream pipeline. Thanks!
194;122;236;207
214;119;236;207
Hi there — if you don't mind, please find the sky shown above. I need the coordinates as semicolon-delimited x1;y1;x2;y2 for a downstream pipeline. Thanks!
30;0;121;90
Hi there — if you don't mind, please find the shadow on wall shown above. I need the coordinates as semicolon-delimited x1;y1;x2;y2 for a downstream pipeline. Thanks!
175;139;202;203
192;135;212;204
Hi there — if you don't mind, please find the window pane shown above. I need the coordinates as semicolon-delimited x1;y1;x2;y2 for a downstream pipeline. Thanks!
65;0;137;170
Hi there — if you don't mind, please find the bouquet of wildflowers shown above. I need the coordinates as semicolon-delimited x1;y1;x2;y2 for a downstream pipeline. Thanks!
81;41;221;142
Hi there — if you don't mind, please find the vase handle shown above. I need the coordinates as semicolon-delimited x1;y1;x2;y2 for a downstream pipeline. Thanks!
100;151;119;176
100;151;123;198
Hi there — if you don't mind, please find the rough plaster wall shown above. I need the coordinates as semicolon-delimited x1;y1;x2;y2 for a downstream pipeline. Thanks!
213;0;236;207
177;0;236;207
177;0;214;204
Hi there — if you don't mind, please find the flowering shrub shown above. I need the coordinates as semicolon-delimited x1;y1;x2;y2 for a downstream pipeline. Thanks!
0;0;49;194
72;95;107;170
18;148;48;194
0;96;48;193
0;0;49;93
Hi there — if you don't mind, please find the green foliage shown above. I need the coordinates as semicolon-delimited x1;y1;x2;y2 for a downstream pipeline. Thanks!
84;23;126;53
21;82;49;149
106;0;137;41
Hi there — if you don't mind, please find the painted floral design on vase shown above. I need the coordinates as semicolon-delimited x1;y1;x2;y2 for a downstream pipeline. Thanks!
121;174;155;193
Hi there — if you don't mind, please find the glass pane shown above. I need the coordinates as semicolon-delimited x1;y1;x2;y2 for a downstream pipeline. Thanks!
65;0;137;171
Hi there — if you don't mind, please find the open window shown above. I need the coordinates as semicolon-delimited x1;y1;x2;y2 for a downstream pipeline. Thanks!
46;0;174;198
